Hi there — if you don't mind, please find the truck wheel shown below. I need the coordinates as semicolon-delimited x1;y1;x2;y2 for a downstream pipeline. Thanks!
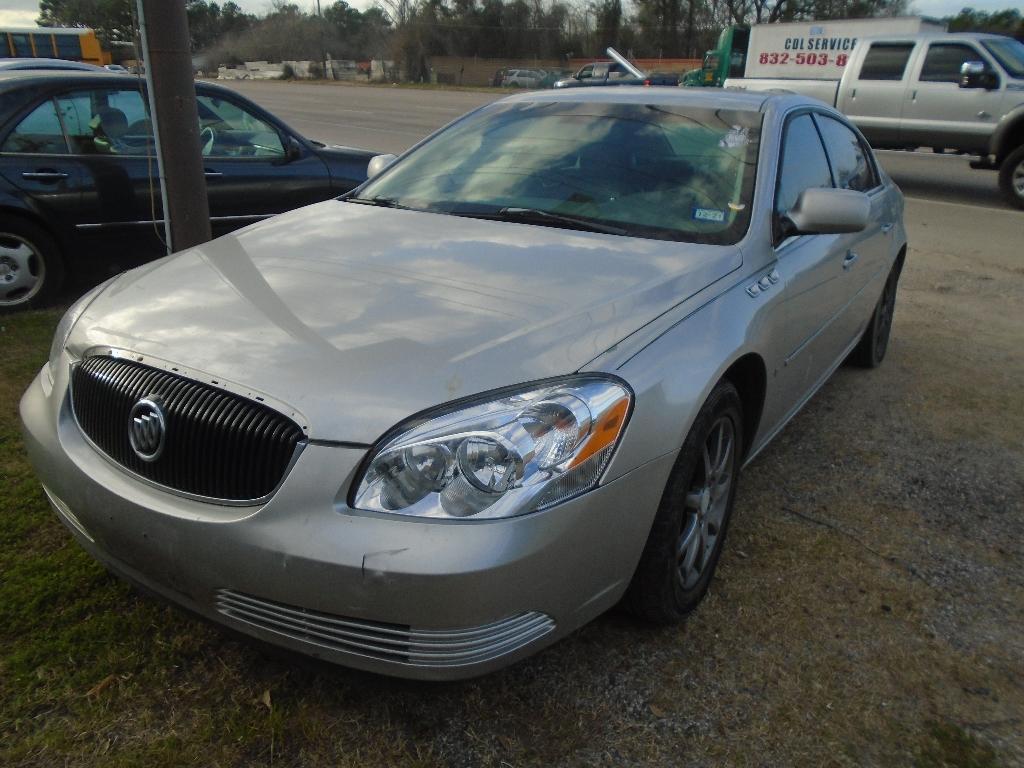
998;145;1024;210
0;218;64;312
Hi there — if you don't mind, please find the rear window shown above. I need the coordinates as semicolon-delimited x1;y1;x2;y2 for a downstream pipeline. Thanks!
859;43;914;81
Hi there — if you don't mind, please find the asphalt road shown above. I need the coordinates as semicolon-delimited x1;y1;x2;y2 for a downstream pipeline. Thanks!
221;79;1018;214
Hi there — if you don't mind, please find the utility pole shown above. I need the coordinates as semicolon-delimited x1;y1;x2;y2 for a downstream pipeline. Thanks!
316;0;329;80
136;0;211;254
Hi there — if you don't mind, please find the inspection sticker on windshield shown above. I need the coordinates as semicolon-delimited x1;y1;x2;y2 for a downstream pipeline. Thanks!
693;207;726;223
719;125;750;149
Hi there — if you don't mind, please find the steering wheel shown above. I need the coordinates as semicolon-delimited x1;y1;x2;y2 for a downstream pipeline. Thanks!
200;125;216;156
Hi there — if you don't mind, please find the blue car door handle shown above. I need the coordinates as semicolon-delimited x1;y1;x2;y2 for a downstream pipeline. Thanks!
22;170;69;182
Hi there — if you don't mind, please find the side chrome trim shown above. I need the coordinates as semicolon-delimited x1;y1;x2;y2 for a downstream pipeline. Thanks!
42;484;95;543
743;319;868;470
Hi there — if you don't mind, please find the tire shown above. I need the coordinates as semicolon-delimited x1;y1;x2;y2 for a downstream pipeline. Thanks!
0;217;64;312
998;144;1024;210
849;260;899;369
623;380;743;623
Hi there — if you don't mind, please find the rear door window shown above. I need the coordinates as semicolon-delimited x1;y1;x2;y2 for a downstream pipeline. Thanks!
1;99;67;154
858;43;915;80
55;89;153;155
814;114;878;192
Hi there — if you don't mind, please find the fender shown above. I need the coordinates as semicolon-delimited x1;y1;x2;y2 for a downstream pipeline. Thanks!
0;193;54;230
987;102;1024;160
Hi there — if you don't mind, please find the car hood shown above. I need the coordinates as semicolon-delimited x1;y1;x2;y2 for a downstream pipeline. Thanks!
72;200;740;443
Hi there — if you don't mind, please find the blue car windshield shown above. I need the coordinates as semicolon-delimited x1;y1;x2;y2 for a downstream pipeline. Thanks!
356;101;762;245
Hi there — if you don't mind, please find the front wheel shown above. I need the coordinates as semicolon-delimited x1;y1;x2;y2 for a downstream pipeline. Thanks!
998;145;1024;210
623;380;743;623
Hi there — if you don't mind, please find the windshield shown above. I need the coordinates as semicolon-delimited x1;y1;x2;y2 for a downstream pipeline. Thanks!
982;38;1024;78
356;101;762;245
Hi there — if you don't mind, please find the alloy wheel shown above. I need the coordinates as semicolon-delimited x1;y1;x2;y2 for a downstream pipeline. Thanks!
676;415;736;590
874;271;897;359
0;233;46;307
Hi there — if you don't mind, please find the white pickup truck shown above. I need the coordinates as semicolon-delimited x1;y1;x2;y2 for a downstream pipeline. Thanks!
726;33;1024;208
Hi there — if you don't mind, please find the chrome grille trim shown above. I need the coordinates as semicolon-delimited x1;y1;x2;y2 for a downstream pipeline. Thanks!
70;356;305;504
215;589;555;667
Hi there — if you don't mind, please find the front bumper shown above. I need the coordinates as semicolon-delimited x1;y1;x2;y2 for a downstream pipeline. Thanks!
20;366;673;680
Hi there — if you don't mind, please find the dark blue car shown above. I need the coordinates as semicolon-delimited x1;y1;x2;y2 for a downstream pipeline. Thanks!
0;71;376;310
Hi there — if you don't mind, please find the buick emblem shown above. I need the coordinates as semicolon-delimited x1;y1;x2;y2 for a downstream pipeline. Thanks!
128;397;166;462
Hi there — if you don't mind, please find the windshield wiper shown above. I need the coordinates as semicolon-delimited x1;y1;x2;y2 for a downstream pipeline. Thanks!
344;195;410;209
462;207;628;236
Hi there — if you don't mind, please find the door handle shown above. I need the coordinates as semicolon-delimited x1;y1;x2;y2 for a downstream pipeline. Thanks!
22;171;69;181
843;250;859;270
881;223;894;234
203;170;223;178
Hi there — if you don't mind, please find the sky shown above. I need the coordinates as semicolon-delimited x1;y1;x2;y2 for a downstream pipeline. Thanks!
1;0;1023;31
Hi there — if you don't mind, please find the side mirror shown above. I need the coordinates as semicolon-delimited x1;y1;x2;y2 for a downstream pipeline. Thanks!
959;61;998;90
366;153;397;180
285;136;303;162
785;188;870;236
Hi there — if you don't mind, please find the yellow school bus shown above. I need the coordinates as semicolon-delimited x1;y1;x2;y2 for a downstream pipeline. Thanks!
0;27;112;65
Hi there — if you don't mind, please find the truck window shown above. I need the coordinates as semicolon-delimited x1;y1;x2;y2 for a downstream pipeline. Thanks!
814;115;877;192
775;114;833;225
919;43;988;83
982;38;1024;78
858;43;915;81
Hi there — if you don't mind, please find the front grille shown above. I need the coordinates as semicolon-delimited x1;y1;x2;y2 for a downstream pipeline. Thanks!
215;589;555;668
71;356;304;502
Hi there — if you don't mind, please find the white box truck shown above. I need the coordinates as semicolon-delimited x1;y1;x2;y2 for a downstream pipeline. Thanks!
683;17;945;87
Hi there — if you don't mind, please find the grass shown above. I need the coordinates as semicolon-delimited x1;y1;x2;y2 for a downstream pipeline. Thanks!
1;228;1022;767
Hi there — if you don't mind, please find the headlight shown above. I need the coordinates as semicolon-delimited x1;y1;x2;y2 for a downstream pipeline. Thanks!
352;377;631;520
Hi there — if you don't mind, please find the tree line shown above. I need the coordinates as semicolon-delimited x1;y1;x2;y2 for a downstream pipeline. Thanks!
35;0;1024;71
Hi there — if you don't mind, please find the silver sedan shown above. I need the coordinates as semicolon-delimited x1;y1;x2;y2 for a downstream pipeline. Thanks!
21;88;907;680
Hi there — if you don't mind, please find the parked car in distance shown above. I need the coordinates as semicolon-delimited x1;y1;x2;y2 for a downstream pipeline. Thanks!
0;71;377;310
23;88;907;680
502;68;546;88
539;69;572;88
725;33;1024;208
555;61;679;88
555;61;631;87
0;57;107;72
